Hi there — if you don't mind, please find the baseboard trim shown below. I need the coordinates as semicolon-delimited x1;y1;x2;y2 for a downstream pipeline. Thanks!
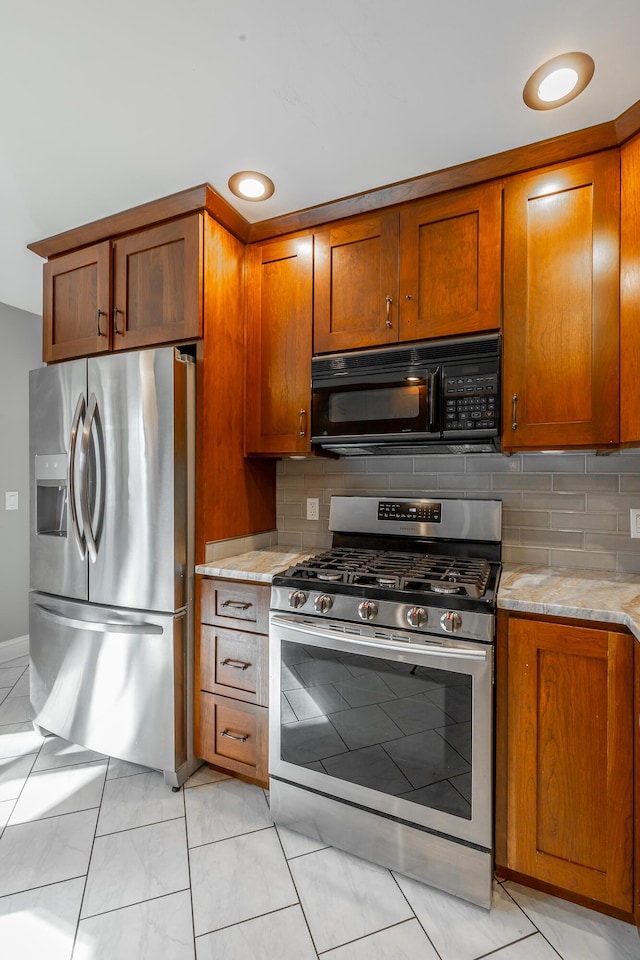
0;635;29;663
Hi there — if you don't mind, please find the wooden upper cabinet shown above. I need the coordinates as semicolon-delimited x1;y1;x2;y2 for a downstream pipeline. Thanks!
41;213;203;361
112;215;203;351
313;185;502;354
398;182;502;341
620;132;640;445
42;242;112;363
313;212;399;353
504;616;634;913
245;234;314;455
502;152;620;451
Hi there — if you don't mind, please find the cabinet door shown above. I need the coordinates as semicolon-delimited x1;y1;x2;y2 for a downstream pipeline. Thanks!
399;183;501;340
503;152;620;450
245;235;313;455
506;617;633;912
112;214;203;351
620;133;640;445
43;242;112;362
200;625;268;706
314;212;399;352
199;692;268;784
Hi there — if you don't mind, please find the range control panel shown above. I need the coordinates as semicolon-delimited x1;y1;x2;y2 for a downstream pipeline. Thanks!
377;500;442;523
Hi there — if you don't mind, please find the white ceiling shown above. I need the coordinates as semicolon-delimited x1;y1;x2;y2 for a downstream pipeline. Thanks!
3;0;640;316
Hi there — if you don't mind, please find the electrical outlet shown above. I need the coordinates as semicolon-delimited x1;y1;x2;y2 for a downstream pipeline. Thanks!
5;491;18;511
630;508;640;539
306;497;320;521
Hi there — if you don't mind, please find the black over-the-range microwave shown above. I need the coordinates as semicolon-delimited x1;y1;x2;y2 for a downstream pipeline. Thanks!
311;333;501;456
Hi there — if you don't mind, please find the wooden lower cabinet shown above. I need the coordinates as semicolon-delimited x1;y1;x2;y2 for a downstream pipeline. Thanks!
196;576;270;786
496;612;635;917
199;692;268;784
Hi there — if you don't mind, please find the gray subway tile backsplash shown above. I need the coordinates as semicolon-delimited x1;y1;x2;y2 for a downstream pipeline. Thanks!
276;451;640;572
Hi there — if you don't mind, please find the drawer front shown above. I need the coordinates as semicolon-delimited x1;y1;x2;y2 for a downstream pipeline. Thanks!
200;578;269;633
199;692;268;783
200;625;268;705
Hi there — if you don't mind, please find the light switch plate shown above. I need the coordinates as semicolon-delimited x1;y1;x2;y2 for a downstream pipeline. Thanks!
630;508;640;538
5;491;18;511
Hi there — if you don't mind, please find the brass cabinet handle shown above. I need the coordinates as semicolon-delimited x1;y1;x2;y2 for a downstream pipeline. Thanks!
222;600;252;610
96;309;107;337
299;408;306;438
512;394;518;431
385;295;393;327
220;729;249;743
221;657;251;671
113;307;124;335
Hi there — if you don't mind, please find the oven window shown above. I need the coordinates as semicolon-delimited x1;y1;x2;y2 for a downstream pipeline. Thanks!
328;386;420;423
280;640;472;820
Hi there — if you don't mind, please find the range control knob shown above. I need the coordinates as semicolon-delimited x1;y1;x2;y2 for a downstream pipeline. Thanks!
358;600;378;621
314;593;334;614
406;606;427;628
440;611;462;633
288;590;308;609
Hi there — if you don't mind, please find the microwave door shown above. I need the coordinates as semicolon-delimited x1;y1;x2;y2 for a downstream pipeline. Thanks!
312;366;441;443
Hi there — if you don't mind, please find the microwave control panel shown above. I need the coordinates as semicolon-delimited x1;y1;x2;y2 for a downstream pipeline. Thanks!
443;366;498;433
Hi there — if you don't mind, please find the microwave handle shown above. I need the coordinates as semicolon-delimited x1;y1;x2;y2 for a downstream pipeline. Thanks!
428;366;440;432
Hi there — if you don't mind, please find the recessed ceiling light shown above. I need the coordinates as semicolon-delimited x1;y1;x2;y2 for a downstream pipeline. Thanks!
228;170;275;201
523;53;594;110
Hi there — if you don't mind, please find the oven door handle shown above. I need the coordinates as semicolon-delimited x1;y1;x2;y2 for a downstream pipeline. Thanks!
269;615;489;662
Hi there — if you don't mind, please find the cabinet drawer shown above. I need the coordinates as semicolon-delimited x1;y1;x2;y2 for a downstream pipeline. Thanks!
200;578;269;633
200;625;268;705
199;692;268;784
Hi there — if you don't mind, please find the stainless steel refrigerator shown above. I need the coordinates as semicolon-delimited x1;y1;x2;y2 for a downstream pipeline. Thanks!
28;346;197;787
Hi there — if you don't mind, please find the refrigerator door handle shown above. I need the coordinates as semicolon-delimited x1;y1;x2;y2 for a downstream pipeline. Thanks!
34;602;164;636
69;393;87;560
79;392;105;564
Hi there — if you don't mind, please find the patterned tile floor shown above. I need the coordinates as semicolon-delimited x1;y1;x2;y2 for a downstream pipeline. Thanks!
0;655;638;959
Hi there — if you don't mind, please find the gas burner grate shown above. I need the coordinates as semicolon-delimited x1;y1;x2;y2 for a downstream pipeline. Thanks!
285;550;492;599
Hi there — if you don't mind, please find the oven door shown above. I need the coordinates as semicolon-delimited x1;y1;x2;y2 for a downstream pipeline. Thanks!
269;613;493;850
311;367;440;445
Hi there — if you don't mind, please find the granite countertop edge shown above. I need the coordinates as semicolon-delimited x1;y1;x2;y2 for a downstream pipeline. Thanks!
195;548;316;584
498;562;640;642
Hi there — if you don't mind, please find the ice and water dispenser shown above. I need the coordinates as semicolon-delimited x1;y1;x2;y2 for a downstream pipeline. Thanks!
35;453;68;537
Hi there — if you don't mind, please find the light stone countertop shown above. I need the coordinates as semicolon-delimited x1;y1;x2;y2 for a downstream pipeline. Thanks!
195;548;316;584
499;563;640;641
196;550;640;641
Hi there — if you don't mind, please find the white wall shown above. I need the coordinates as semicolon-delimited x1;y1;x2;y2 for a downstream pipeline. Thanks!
0;301;42;648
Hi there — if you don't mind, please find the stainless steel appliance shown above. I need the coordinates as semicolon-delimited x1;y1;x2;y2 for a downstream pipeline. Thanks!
269;495;501;907
28;347;197;788
311;333;500;455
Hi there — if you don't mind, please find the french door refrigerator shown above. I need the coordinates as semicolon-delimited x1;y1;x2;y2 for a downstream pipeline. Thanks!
28;347;197;787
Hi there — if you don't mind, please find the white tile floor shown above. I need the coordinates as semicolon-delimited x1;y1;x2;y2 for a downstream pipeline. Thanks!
1;655;638;960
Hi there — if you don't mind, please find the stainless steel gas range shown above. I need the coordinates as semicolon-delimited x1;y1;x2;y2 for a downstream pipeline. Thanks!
269;495;502;908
